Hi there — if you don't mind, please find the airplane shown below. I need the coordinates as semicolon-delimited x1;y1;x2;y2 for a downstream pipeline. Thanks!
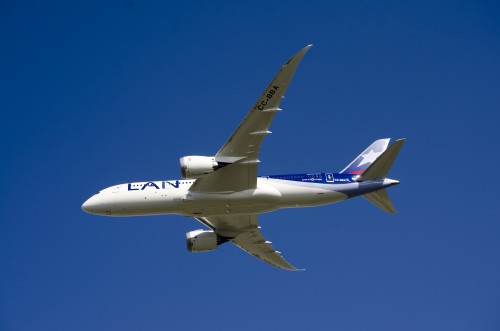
82;45;405;270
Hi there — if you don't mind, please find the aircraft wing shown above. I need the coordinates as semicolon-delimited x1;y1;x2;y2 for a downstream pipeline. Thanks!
195;215;301;271
189;45;312;193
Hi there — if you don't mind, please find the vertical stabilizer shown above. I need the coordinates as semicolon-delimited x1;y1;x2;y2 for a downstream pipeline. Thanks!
340;139;390;175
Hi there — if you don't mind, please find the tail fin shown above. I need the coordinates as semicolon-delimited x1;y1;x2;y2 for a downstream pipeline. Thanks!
357;139;405;181
364;189;397;214
340;139;390;175
359;139;405;214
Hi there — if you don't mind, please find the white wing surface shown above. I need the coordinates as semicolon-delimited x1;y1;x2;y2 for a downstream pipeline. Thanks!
189;45;312;193
195;215;301;271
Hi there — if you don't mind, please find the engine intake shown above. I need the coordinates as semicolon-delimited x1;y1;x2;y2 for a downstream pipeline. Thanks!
179;156;218;179
186;229;230;252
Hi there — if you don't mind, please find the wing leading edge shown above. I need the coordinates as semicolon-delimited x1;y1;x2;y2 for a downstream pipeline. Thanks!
189;45;312;193
195;215;301;271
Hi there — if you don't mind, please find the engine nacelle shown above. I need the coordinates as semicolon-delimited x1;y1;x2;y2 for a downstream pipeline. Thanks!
180;156;218;179
186;229;219;252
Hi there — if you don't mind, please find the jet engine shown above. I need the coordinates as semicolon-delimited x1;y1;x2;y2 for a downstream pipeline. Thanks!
179;156;218;179
186;229;229;252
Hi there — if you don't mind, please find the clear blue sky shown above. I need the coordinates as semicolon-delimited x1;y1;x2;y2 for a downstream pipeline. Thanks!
1;1;499;330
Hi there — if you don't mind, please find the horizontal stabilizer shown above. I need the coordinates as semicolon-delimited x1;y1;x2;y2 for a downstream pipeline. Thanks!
358;139;405;181
363;189;397;214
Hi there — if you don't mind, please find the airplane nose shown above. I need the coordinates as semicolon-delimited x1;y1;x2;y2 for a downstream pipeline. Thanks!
81;198;93;213
82;194;101;214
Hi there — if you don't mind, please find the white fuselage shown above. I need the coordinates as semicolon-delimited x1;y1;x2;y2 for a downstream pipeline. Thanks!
81;177;367;217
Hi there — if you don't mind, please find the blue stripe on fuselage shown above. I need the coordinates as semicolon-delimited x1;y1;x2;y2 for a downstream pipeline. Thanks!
261;172;355;184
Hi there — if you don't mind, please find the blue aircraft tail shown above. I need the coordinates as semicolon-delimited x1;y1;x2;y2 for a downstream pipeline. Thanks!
339;139;390;175
356;138;406;214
